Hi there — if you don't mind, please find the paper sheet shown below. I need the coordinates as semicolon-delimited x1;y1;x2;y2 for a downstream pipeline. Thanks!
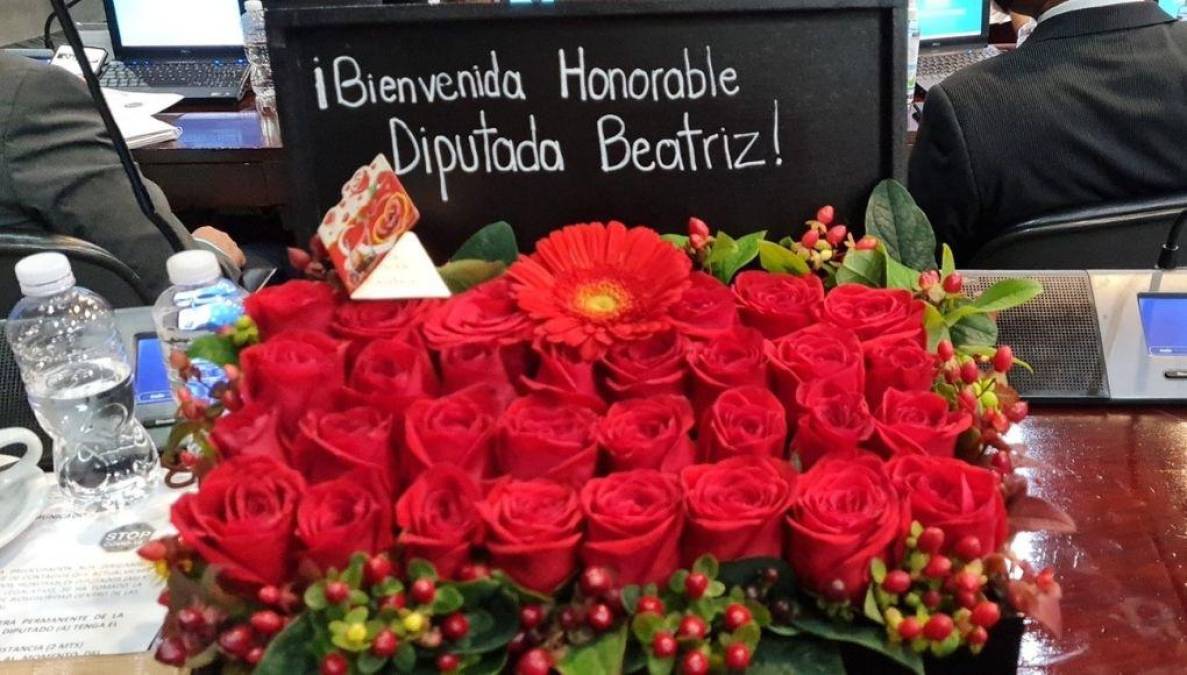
102;89;183;149
0;474;180;662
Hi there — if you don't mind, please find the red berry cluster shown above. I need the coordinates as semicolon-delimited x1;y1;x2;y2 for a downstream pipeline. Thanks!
874;524;1004;657
508;566;624;674
935;339;1028;471
918;269;965;300
788;205;876;273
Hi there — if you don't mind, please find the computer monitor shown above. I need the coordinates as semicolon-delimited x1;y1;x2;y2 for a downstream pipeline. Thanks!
104;0;244;53
918;0;986;42
1158;0;1184;19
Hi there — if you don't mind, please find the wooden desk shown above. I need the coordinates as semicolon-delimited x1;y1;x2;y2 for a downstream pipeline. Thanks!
3;405;1185;674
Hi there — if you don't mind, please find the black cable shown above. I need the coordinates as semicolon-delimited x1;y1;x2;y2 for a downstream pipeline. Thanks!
49;0;188;253
1157;209;1187;271
43;0;86;51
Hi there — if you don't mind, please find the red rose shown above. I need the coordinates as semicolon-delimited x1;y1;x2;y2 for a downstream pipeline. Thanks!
872;389;973;458
210;403;283;461
792;379;875;470
765;324;865;421
245;280;338;339
402;385;501;486
863;335;938;410
437;341;528;405
700;386;787;462
288;403;397;489
395;465;484;579
786;455;908;603
687;326;768;414
669;272;739;341
495;396;600;487
599;330;688;400
681;455;797;565
239;331;345;428
520;342;605;411
887;454;1007;555
296;471;393;574
480;478;583;594
422;277;533;349
821;284;926;345
171;455;305;587
733;270;825;339
331;298;441;345
347;338;439;419
597;395;696;474
580;470;684;586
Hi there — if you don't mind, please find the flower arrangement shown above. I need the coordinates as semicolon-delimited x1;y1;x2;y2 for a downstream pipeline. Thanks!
146;180;1069;675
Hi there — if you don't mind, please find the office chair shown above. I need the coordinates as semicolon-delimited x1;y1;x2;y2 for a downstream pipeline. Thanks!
969;194;1187;270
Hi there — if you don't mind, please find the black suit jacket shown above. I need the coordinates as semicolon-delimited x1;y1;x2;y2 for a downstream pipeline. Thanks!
908;2;1187;261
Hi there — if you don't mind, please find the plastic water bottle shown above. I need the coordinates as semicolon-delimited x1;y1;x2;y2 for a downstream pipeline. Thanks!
241;0;275;114
152;250;246;403
6;253;158;512
907;0;921;108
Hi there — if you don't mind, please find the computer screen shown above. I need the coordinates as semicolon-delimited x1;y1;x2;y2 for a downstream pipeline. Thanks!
918;0;984;41
112;0;243;49
1158;0;1184;19
1138;293;1187;356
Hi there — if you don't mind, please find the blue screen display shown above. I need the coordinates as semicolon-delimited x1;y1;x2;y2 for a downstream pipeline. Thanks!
1138;294;1187;356
919;0;983;41
135;337;173;406
1158;0;1183;19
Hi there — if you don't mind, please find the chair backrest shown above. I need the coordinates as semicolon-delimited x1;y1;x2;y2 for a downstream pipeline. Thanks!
0;229;151;468
969;194;1187;270
0;227;153;317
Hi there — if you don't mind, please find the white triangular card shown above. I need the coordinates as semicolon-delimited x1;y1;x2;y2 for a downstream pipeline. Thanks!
349;232;452;300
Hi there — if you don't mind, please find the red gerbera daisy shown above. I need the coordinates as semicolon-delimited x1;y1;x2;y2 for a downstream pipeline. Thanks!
508;221;692;360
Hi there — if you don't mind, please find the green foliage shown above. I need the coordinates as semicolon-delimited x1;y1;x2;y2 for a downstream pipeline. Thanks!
792;614;925;675
865;179;938;271
556;625;629;675
432;585;465;615
451;590;519;655
255;613;316;675
437;259;506;294
706;230;766;283
941;243;956;278
660;233;690;249
834;249;885;286
951;312;999;347
749;634;844;675
186;334;239;367
757;240;810;276
450;221;519;266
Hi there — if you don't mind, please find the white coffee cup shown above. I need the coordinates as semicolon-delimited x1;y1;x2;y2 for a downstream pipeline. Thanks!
0;428;43;494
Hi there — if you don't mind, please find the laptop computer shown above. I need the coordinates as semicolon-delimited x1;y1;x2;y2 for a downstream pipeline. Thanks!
916;0;1001;92
98;0;249;102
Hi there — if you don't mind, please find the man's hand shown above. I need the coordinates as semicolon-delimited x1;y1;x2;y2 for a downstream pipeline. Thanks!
193;226;247;268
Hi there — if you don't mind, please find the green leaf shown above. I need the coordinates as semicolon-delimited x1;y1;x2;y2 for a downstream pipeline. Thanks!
765;623;800;637
691;555;719;580
453;577;500;606
452;590;519;655
255;612;316;675
646;653;675;675
357;651;387;675
869;558;887;585
717;558;797;598
432;585;465;615
792;615;924;675
660;233;690;249
972;278;1043;313
834;248;885;287
164;420;200;454
941;243;956;278
951;312;999;348
923;304;950;351
450;221;519;266
621;585;642;614
865;179;938;271
460;649;507;675
722;231;766;281
632;612;664;644
668;570;689;595
705;231;739;270
556;625;628;675
863;585;884;625
437;259;506;294
407;559;439;582
186;334;238;367
393;642;416;673
749;635;844;675
882;248;920;290
707;231;766;283
757;240;810;276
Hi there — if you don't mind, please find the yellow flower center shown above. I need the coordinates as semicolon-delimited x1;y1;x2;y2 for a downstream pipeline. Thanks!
573;281;631;320
346;622;367;644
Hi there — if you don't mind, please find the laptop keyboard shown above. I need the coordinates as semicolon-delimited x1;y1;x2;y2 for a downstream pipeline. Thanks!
100;59;248;89
918;47;1001;77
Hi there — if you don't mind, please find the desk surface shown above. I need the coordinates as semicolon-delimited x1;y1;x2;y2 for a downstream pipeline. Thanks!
1;405;1184;673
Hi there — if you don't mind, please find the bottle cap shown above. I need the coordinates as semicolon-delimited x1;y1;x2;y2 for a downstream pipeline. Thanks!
15;252;75;297
167;250;221;287
244;0;263;10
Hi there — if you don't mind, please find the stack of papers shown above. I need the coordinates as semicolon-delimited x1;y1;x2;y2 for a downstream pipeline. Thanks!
102;89;183;149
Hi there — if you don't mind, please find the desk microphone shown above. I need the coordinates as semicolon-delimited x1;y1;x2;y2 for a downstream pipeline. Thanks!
1157;210;1186;270
47;0;187;253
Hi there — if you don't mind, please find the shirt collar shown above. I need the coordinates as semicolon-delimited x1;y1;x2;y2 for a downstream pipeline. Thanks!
1039;0;1146;23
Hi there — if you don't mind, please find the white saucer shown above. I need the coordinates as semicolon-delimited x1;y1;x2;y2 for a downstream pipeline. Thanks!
0;469;51;551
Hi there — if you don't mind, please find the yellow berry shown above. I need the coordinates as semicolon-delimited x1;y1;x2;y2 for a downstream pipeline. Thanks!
346;623;367;644
402;611;427;635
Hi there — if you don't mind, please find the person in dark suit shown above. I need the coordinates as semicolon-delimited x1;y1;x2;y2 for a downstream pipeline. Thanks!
909;0;1187;261
0;53;245;295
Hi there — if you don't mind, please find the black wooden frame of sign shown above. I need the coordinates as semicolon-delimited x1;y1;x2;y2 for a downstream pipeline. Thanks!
267;0;907;245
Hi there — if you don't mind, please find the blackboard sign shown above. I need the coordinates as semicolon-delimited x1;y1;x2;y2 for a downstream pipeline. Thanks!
268;0;906;258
